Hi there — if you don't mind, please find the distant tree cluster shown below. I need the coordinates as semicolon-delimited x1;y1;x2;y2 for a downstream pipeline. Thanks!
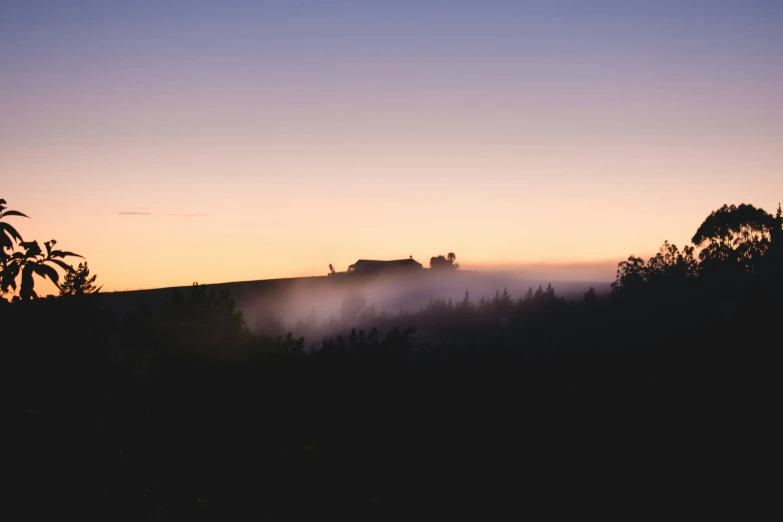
612;240;698;293
430;252;459;270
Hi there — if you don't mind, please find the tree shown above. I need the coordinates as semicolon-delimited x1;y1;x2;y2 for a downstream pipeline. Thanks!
0;198;27;253
328;263;336;274
0;198;82;300
612;240;697;294
766;203;783;279
456;290;474;310
646;240;698;285
430;253;459;270
692;203;776;276
611;255;647;294
59;262;101;296
153;283;250;354
490;288;513;313
1;199;28;296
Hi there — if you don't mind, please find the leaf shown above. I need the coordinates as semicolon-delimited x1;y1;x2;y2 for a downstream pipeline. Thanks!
32;262;60;286
1;210;30;219
47;258;76;273
1;263;20;292
0;222;23;243
50;250;83;259
20;241;42;258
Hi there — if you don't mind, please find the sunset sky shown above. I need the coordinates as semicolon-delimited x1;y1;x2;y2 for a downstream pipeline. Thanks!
2;0;781;291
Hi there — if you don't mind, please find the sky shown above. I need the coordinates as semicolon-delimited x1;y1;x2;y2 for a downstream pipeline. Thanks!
2;0;781;292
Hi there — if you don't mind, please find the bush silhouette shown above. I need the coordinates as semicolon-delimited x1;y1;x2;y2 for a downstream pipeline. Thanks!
1;198;83;300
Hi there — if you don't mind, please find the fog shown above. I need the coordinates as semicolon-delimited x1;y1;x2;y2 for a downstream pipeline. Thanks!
234;266;613;342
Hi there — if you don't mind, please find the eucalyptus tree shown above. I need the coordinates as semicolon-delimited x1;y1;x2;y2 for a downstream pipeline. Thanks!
691;203;776;275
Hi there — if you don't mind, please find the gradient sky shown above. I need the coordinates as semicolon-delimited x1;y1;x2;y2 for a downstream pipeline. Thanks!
2;0;781;291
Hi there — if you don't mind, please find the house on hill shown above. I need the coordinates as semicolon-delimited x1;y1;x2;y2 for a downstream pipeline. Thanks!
349;257;424;274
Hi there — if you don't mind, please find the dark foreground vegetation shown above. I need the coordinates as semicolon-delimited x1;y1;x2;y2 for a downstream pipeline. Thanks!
5;202;781;519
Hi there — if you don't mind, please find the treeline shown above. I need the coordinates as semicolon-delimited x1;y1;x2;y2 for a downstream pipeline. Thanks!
5;202;781;519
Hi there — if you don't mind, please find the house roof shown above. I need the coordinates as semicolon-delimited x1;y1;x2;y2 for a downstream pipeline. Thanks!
353;258;423;269
355;258;421;264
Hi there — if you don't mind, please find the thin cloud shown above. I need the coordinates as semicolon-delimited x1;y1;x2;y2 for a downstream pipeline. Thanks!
117;212;207;217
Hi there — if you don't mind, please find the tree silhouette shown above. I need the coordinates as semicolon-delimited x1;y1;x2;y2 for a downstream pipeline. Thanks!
329;263;336;274
0;198;82;300
60;262;101;296
0;199;28;251
767;203;783;279
612;240;697;294
456;290;474;310
1;199;28;296
430;253;459;270
646;240;698;285
692;203;776;276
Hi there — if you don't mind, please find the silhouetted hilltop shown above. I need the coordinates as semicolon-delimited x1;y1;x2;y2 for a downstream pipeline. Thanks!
95;269;607;326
